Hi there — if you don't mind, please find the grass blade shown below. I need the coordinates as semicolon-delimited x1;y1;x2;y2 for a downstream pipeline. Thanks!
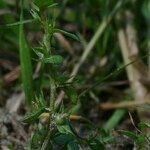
6;19;35;27
19;0;33;106
104;109;126;130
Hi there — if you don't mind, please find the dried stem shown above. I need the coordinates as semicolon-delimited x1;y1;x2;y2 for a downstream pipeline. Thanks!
100;100;150;110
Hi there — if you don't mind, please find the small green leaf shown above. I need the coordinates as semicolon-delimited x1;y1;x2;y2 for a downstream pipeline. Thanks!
57;124;73;135
34;0;53;9
64;87;78;104
33;48;44;59
32;3;40;12
21;107;45;123
35;93;45;108
54;29;79;41
30;9;41;21
43;55;64;64
48;3;58;8
138;122;150;130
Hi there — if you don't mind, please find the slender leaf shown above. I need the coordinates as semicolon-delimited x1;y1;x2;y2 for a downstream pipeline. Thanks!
19;0;33;106
118;130;138;141
54;29;79;41
7;19;35;27
104;109;126;130
21;107;45;123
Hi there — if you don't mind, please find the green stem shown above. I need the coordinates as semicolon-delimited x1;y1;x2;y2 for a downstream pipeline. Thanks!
50;77;56;111
43;21;57;111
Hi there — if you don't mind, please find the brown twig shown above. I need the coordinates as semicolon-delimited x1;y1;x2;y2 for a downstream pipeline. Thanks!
54;33;73;55
100;100;150;110
117;10;150;124
3;66;20;84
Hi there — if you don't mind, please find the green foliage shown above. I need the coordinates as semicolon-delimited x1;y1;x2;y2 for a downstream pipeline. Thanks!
43;55;64;64
34;0;54;9
64;86;78;104
18;1;150;149
21;107;45;123
118;130;148;149
1;0;148;149
138;122;150;131
54;29;79;41
105;109;126;130
19;0;33;106
30;125;47;149
21;94;46;123
88;139;105;150
67;141;79;150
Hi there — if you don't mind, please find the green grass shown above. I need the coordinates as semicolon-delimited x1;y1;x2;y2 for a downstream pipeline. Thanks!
19;0;33;107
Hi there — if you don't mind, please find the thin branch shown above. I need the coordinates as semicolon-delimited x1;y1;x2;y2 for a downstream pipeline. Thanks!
100;100;150;110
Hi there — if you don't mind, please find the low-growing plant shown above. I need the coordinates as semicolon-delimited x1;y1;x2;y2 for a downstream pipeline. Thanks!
20;1;113;149
17;0;150;150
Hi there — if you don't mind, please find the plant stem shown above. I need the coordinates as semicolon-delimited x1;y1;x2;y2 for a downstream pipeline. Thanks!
43;21;57;111
50;76;56;111
41;124;55;150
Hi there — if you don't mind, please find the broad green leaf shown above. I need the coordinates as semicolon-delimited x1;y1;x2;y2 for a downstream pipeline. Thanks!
21;107;45;123
19;0;33;106
64;87;78;104
54;29;79;41
43;55;64;64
